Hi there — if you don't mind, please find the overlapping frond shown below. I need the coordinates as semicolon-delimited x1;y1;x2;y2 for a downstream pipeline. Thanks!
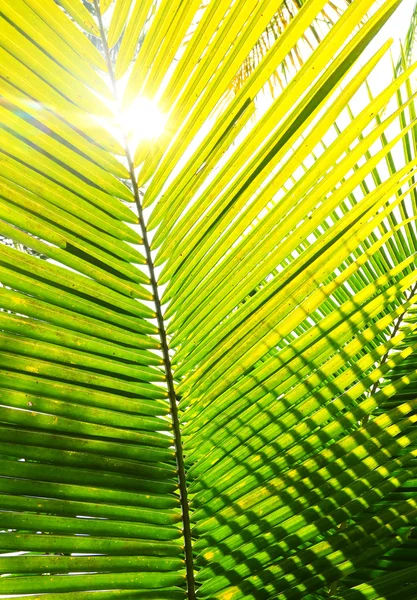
0;0;416;599
187;0;356;99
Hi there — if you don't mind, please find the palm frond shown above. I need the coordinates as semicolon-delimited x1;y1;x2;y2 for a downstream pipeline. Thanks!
0;0;417;598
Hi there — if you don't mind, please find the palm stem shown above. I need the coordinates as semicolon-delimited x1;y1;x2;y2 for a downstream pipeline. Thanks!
92;3;196;597
362;280;417;426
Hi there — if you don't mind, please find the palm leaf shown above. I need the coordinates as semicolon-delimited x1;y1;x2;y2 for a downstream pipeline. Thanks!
396;0;417;74
0;0;417;598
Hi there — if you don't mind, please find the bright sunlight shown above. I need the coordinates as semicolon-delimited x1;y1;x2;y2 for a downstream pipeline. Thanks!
120;96;167;147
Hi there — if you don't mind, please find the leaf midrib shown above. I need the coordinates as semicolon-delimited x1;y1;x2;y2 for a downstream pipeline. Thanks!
92;2;196;596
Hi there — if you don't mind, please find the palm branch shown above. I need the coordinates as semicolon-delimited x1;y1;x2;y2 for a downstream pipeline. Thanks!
0;0;417;598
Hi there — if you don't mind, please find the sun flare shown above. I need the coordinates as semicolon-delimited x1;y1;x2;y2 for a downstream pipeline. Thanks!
120;96;167;148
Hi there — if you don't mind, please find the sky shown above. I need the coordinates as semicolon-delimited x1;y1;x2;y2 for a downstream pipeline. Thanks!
366;0;416;74
379;0;415;44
